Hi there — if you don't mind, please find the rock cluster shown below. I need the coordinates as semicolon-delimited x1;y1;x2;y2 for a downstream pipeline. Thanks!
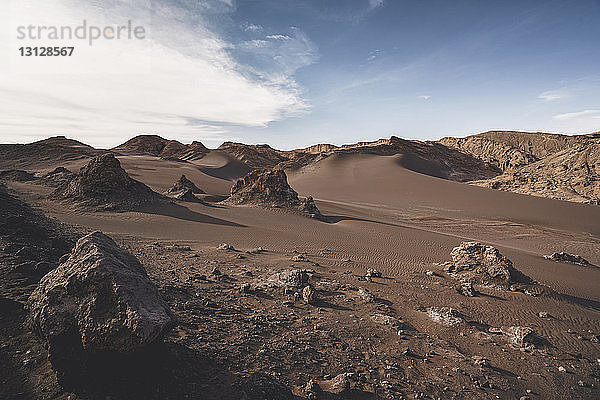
227;169;324;219
53;153;163;210
544;252;591;266
443;241;532;285
28;231;175;378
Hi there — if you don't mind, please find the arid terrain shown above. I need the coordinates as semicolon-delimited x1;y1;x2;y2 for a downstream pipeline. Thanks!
1;131;599;400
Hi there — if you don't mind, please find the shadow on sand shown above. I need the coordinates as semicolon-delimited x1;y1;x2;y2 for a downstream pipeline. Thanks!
137;203;245;227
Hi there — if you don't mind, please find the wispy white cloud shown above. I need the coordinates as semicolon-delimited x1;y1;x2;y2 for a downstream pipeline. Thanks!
369;0;385;10
538;90;567;101
242;23;263;32
0;0;315;148
553;109;600;120
237;27;318;84
266;34;292;40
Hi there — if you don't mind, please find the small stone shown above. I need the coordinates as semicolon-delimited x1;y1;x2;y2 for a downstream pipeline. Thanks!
456;281;478;297
303;285;316;304
538;311;550;318
366;268;382;278
425;270;434;276
357;287;375;303
558;366;566;373
217;243;235;251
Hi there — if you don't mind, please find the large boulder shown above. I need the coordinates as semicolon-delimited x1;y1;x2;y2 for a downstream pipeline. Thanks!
444;241;532;285
53;153;162;210
28;231;175;378
227;169;324;219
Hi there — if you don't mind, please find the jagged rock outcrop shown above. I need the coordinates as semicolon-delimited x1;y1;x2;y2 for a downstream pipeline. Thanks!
38;167;76;187
443;241;532;286
166;174;204;196
53;153;163;210
28;231;175;378
226;169;324;219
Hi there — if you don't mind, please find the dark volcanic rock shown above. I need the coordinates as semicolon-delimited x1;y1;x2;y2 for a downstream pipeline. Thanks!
28;231;175;378
544;252;591;266
0;184;74;300
53;153;163;210
0;169;37;182
444;241;532;285
166;174;205;195
39;166;76;187
227;169;324;219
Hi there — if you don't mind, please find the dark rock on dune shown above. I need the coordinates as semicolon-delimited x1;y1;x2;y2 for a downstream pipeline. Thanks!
544;252;591;266
28;231;175;381
165;175;205;202
167;174;205;195
227;169;325;219
299;196;323;219
38;166;76;187
444;241;532;286
0;169;37;182
53;153;164;210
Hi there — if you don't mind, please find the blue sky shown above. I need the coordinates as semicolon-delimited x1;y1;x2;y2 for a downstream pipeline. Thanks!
1;0;599;148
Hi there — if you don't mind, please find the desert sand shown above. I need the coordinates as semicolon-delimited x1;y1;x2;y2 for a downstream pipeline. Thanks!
1;133;599;399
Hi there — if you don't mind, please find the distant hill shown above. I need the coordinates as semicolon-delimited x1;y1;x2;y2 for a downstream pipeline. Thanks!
0;136;100;170
3;131;599;204
217;142;289;169
438;131;600;204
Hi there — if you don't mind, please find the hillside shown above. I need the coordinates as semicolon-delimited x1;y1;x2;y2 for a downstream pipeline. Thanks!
439;131;600;203
0;136;100;170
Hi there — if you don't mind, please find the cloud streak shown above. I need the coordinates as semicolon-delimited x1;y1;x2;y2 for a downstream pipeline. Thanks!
553;109;600;120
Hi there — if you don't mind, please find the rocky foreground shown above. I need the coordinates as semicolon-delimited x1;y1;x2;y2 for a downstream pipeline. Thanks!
1;181;598;399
